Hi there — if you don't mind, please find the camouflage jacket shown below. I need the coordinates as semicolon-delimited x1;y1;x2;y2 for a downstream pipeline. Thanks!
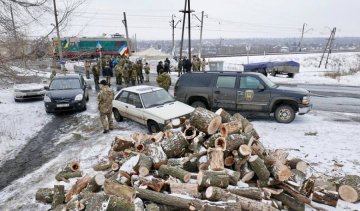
97;85;114;114
92;64;100;76
131;64;137;80
144;65;150;74
156;73;171;91
114;64;123;75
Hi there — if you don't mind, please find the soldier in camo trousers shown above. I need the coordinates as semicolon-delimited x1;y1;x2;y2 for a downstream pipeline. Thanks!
98;80;114;133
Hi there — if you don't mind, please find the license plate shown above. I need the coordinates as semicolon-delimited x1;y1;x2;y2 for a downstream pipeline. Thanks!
57;104;69;108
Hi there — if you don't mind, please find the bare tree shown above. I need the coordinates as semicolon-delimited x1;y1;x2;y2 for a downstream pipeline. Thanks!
0;0;86;83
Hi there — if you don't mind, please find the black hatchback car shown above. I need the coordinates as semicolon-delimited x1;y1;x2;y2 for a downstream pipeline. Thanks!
44;74;89;113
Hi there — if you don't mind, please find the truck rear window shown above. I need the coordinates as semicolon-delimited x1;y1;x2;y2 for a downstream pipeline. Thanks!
177;74;213;87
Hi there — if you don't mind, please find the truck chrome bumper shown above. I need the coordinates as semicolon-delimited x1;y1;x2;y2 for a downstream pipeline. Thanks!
298;105;311;115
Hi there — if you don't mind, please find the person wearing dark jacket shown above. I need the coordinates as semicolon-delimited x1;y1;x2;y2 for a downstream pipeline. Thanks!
156;61;164;76
185;58;192;73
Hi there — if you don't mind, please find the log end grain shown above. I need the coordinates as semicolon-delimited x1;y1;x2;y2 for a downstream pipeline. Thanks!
339;185;359;203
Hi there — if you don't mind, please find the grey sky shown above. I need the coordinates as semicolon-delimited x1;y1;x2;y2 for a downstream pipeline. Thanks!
42;0;360;40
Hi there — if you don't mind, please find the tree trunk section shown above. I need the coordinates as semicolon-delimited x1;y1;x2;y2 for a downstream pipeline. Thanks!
312;190;339;207
150;131;164;143
170;182;199;198
146;143;167;169
208;148;224;171
106;195;135;211
184;126;197;140
338;175;360;203
288;158;309;174
158;165;191;183
112;136;134;151
139;177;166;192
223;168;241;186
249;155;270;181
226;186;264;201
251;141;267;159
161;132;188;158
55;170;82;182
215;108;235;123
190;107;222;135
203;133;221;148
65;175;91;202
104;179;136;202
225;134;246;152
265;155;292;182
134;154;153;177
86;174;106;192
83;193;109;211
52;185;65;209
197;170;229;188
220;121;242;137
300;178;315;197
214;137;227;151
224;155;235;167
232;113;250;129
36;188;54;204
239;144;252;156
64;161;81;172
93;162;112;171
272;192;305;211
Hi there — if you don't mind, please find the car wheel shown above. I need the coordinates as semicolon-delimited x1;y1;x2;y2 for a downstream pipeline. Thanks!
191;101;206;108
288;73;294;78
14;99;20;102
147;120;160;133
274;105;295;123
270;71;277;77
81;103;87;111
113;109;123;122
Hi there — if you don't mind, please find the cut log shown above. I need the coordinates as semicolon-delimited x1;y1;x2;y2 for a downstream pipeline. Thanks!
197;170;229;188
183;157;199;173
243;123;260;139
312;190;339;207
145;203;178;211
265;155;292;182
239;144;252;156
161;132;188;158
135;143;145;152
93;162;112;171
232;113;250;129
190;107;222;135
223;168;241;186
108;150;125;162
224;155;235;167
150;132;164;143
36;188;54;204
225;134;246;152
226;185;264;201
214;137;227;151
52;185;65;209
257;177;280;188
139;177;166;192
289;169;306;187
134;197;144;211
67;199;85;211
106;195;135;211
111;162;120;171
240;162;255;182
300;178;315;197
189;138;207;154
119;155;140;177
288;158;309;174
208;148;224;171
86;174;106;192
220;121;242;137
272;192;305;211
170;182;199;198
81;193;108;211
338;175;360;203
133;154;153;177
249;155;271;181
205;186;277;211
197;155;209;171
104;179;136;202
112;136;134;151
158;165;191;183
215;108;236;123
203;133;221;148
146;143;167;169
251;141;267;159
64;161;81;172
268;149;288;165
55;170;82;182
184;126;197;140
65;175;91;202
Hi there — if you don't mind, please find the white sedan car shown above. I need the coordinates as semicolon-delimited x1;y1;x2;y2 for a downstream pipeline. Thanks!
112;85;195;133
14;83;46;102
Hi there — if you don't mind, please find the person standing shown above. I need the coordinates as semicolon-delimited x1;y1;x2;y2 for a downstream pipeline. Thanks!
98;80;114;133
92;61;101;91
185;58;192;73
164;59;170;73
177;59;183;77
123;60;130;86
201;58;207;71
136;60;143;84
84;60;91;79
104;58;112;86
156;61;164;76
156;72;171;91
114;62;123;85
131;62;137;86
144;62;150;82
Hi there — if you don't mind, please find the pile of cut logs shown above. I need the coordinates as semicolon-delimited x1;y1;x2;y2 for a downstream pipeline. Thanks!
36;107;360;211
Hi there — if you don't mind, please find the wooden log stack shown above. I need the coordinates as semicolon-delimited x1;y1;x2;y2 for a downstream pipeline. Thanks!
36;108;356;210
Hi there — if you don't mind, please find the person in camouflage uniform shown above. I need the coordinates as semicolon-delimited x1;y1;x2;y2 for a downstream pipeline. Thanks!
156;72;171;91
92;61;101;91
123;60;130;86
144;62;150;82
84;60;91;79
177;59;183;77
97;80;114;133
131;62;137;86
114;62;123;85
50;69;57;80
136;60;143;84
201;58;207;71
101;57;107;76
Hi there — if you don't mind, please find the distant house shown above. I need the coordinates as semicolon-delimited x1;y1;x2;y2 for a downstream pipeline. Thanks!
280;46;289;53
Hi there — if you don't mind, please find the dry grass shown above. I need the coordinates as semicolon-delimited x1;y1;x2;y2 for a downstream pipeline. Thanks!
324;67;360;79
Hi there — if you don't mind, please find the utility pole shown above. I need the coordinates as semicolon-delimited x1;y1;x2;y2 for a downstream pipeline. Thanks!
298;23;313;52
53;0;63;71
193;11;207;58
180;0;194;59
179;0;187;60
170;15;181;58
10;4;17;39
122;12;131;56
319;27;336;68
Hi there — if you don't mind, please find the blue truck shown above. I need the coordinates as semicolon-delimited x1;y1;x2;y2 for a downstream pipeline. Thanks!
243;61;300;78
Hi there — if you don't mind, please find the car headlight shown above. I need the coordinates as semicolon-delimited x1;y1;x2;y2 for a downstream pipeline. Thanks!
44;95;51;102
302;96;310;105
75;94;83;101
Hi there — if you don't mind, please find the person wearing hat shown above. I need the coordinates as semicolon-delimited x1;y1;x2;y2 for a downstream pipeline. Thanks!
156;61;164;76
97;80;114;133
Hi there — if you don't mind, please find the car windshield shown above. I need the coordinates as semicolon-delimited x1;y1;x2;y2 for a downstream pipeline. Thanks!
141;89;175;108
50;78;81;90
258;74;278;88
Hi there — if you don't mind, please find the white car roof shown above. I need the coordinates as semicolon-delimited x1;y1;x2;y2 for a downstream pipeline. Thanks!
122;85;163;94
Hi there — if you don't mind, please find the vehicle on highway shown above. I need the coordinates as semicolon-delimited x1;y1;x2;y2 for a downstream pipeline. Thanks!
112;85;194;133
243;61;300;78
174;71;311;123
44;73;89;113
13;83;46;102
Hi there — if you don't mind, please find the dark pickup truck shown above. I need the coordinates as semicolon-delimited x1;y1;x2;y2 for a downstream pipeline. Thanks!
174;71;311;123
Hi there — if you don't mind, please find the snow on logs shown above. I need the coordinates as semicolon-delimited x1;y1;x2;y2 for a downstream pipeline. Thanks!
36;107;353;210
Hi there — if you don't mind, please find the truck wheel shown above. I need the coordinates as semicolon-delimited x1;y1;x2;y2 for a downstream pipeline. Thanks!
270;71;277;77
191;101;206;108
275;105;295;123
288;73;294;78
113;109;123;122
147;120;160;133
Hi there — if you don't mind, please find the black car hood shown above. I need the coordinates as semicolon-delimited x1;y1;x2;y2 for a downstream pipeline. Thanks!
275;86;309;95
48;89;83;100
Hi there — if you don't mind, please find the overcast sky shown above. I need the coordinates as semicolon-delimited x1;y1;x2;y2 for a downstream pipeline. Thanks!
41;0;360;40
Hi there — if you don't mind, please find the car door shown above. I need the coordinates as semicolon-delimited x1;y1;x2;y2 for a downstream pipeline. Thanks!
236;75;271;112
125;92;145;124
212;75;237;111
113;91;130;118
